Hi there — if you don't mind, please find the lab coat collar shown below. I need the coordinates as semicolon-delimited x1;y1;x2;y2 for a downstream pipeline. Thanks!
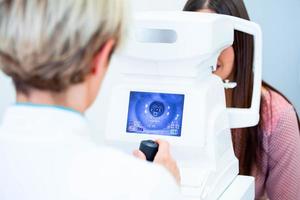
0;104;90;137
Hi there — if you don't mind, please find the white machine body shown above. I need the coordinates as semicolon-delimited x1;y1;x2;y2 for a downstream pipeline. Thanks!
87;12;262;200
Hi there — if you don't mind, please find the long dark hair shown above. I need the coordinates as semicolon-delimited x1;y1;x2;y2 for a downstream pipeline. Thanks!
183;0;300;175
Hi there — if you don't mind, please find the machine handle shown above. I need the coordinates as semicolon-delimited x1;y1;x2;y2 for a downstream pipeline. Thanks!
226;16;263;128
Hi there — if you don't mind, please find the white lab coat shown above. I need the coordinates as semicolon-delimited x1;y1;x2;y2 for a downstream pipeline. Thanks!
0;105;181;200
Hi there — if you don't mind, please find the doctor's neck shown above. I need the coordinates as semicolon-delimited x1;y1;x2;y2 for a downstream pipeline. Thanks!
16;83;91;114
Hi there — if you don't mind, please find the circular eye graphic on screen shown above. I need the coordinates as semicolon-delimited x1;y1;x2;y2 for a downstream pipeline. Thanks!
126;91;185;137
149;101;165;117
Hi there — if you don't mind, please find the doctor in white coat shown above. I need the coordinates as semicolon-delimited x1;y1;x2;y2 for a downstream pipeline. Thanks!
0;0;181;199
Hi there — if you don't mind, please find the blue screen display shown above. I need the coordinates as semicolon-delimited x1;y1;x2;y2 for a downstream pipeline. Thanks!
126;91;185;137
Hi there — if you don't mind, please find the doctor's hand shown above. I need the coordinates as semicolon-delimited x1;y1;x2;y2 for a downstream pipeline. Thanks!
133;139;181;184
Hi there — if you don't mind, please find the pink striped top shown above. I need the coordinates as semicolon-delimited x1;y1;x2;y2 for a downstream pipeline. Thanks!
252;90;300;200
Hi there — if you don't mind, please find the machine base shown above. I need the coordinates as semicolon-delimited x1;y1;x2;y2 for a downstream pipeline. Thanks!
183;175;255;200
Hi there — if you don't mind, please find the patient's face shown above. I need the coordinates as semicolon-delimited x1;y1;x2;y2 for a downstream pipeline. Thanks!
198;9;236;81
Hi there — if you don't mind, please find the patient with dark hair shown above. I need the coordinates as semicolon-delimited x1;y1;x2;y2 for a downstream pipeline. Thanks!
184;0;300;199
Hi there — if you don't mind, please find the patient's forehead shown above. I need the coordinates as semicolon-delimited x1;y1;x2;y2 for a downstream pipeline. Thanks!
197;8;215;13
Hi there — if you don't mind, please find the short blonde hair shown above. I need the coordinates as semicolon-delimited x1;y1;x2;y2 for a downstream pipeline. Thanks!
0;0;126;93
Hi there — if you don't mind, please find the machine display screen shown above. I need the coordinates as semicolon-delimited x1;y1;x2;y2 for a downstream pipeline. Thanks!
126;91;184;137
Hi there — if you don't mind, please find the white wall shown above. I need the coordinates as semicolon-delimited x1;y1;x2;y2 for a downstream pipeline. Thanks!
0;0;299;121
0;72;15;121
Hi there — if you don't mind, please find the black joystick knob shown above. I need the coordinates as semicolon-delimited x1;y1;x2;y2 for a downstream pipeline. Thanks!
139;140;159;162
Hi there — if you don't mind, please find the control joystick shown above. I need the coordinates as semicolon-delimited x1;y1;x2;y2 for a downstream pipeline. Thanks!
139;140;159;162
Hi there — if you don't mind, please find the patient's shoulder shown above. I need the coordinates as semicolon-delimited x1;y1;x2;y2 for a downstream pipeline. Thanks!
261;88;295;135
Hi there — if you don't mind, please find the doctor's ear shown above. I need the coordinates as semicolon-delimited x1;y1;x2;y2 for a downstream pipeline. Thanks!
91;39;116;75
214;46;235;80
